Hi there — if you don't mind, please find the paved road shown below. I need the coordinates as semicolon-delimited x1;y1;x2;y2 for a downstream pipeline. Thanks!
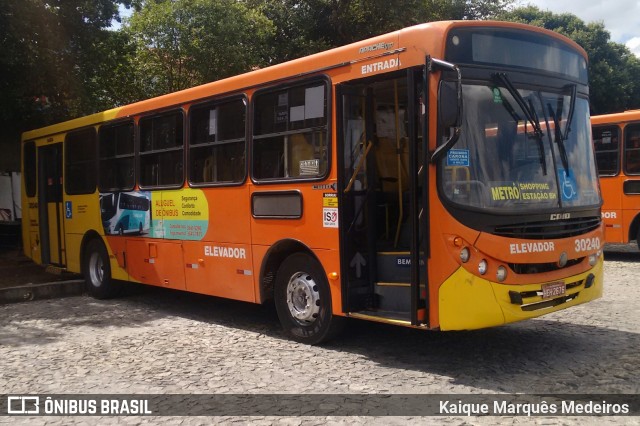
0;245;638;424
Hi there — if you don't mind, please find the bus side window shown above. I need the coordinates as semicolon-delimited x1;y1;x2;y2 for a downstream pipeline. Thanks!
66;128;97;195
593;125;619;176
253;80;328;181
139;111;184;188
99;121;134;192
189;98;246;185
624;124;640;175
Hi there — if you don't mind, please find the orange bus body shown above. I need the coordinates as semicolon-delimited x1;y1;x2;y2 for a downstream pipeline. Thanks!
21;21;604;343
592;111;640;249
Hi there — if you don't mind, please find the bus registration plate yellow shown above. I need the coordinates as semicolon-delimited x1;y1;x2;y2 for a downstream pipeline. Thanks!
542;281;566;299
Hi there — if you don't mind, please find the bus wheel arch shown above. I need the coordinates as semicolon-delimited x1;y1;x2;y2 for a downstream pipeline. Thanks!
270;249;343;345
259;239;315;304
81;232;121;299
260;240;344;345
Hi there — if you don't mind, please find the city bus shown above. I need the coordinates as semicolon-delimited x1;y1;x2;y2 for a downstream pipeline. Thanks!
592;110;640;249
21;21;604;344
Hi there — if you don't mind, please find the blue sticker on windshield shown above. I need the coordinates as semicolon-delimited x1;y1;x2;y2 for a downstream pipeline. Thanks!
447;149;470;167
558;169;578;201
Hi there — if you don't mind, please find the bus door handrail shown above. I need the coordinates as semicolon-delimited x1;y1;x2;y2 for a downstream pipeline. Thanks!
345;140;373;193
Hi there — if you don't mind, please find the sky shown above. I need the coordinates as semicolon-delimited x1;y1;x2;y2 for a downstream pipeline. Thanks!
521;0;640;55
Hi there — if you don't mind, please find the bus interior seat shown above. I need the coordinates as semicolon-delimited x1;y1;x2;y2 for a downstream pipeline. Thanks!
203;156;214;182
288;133;315;177
374;137;409;193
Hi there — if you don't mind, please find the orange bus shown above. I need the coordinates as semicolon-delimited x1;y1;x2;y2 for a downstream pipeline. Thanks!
592;110;640;249
21;21;604;344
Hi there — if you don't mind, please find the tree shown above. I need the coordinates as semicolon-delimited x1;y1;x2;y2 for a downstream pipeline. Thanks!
123;0;275;98
499;6;640;114
250;0;513;63
0;0;133;170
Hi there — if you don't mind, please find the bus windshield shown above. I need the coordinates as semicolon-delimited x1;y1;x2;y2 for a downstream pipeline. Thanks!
440;80;600;211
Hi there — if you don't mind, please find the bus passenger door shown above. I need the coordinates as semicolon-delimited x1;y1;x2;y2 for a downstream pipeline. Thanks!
38;143;65;266
337;69;428;325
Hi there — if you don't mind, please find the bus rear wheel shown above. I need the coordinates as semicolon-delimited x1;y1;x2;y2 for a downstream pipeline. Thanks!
274;253;343;345
84;239;120;299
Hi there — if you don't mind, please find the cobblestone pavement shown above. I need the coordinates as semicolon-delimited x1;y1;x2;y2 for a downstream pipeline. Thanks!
0;245;638;425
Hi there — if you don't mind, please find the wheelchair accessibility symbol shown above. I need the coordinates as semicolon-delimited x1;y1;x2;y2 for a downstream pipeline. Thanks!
558;169;577;201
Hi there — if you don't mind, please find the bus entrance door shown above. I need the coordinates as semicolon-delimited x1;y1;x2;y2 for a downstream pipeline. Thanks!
338;69;428;325
37;143;65;266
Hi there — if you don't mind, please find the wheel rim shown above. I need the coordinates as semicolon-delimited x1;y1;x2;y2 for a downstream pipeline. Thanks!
286;271;321;325
88;252;104;288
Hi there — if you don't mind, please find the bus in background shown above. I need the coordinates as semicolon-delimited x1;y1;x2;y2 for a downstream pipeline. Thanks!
21;21;604;344
592;111;640;250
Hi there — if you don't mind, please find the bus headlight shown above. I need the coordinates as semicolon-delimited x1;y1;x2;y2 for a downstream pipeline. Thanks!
588;253;598;266
460;247;470;263
478;259;488;275
496;266;507;282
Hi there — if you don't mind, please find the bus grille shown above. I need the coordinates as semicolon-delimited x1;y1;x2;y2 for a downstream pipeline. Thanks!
493;216;601;240
508;258;583;275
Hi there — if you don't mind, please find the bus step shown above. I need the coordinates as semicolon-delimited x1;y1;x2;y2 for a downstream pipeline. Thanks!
350;309;411;324
375;281;410;312
374;281;426;312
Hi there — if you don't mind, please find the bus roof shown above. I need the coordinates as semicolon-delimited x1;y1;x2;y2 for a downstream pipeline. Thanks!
22;20;586;141
591;110;640;126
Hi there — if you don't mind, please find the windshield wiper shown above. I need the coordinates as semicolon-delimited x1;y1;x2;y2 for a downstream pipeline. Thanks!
493;72;547;175
546;84;576;175
547;102;570;174
562;84;577;141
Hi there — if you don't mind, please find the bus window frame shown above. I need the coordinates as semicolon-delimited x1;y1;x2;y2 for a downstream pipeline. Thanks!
98;119;136;193
137;108;186;190
23;140;37;197
187;93;249;188
593;124;620;177
65;126;98;196
623;123;640;176
250;76;332;185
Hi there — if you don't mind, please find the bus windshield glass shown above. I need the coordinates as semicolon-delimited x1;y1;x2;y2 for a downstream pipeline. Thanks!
440;81;600;211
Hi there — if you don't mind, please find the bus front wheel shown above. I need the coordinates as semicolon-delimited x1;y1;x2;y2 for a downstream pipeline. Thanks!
274;253;343;345
84;239;120;299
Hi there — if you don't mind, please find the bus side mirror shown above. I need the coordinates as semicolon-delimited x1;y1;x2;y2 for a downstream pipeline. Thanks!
428;57;463;163
439;81;461;128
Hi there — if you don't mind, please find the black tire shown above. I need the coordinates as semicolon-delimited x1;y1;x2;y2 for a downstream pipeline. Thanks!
84;239;121;299
274;253;344;345
637;227;640;252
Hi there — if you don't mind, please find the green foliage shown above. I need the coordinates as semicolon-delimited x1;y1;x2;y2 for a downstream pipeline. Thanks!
4;0;640;172
0;0;131;169
499;6;640;114
123;0;275;97
249;0;512;63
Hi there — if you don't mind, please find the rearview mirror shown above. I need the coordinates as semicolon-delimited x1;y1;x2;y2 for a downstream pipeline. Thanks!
439;81;461;128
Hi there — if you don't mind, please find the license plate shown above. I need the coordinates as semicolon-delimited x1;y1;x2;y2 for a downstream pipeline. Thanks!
542;281;566;299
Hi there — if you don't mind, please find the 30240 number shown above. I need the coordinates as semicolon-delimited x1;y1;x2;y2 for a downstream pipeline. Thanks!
574;237;600;253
